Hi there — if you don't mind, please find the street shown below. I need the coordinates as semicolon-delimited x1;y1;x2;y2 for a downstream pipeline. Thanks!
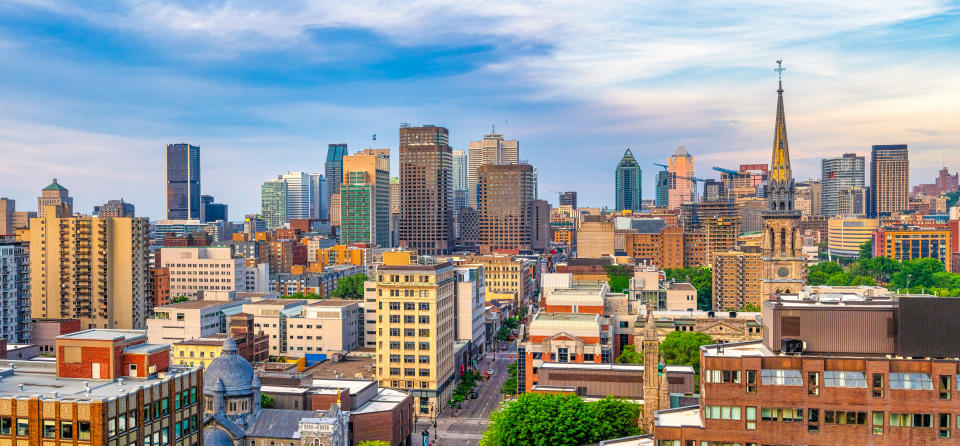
416;339;518;446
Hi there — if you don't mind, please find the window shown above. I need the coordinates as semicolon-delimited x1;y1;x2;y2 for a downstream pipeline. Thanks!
824;411;867;425
389;315;400;323
873;373;884;398
419;369;430;377
418;329;430;337
824;371;867;388
16;419;28;436
705;370;741;383
119;414;127;431
404;302;415;311
873;411;884;435
940;375;952;400
191;388;197;403
389;328;400;336
583;353;595;362
889;373;933;390
940;413;951;438
161;398;169;415
403;315;414;324
419;342;430;350
0;417;10;435
807;371;819;395
129;410;137;429
61;421;73;439
745;406;756;430
108;418;117;437
558;348;569;363
705;406;741;420
43;420;56;438
419;303;430;310
761;369;803;386
746;370;757;393
890;413;933;427
808;408;820;433
419;315;430;324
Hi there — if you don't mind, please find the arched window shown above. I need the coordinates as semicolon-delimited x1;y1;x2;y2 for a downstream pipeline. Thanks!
780;228;787;255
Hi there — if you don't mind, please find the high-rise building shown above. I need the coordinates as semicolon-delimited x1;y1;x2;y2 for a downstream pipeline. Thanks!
93;199;135;218
376;258;456;416
759;68;806;298
326;143;348;205
0;235;30;343
37;178;73;218
260;178;288;229
309;173;328;221
837;186;867;216
0;198;14;235
655;170;670;208
390;177;401;215
340;151;391;247
476;163;535;253
559;191;577;209
820;153;865;217
712;250;762;310
702;179;725;202
913;166;959;196
165;143;201;220
29;210;150;329
201;194;229;222
467;133;519;208
668;145;695;210
399;125;453;255
160;247;246;300
280;171;311;220
870;144;909;217
452;149;468;192
615;149;642;212
529;199;550;252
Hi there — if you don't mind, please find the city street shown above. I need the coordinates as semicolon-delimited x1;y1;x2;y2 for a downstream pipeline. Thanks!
416;339;518;446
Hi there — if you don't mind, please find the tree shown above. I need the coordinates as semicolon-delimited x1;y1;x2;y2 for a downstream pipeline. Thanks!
603;265;631;293
738;303;762;312
664;267;712;311
260;394;275;408
502;362;519;396
615;344;642;364
890;258;946;290
358;441;391;446
859;241;873;260
282;292;320;299
170;295;189;304
660;331;714;374
329;273;368;299
480;393;641;446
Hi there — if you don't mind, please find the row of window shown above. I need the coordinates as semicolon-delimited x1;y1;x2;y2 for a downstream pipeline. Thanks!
389;367;432;377
707;405;960;438
387;315;431;324
1;418;90;440
388;355;431;363
708;369;943;391
386;328;431;337
384;302;431;311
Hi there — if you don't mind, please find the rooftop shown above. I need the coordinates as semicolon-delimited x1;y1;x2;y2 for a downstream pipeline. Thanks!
123;343;169;355
311;378;375;396
156;299;245;310
654;406;703;428
57;329;145;342
668;283;696;291
539;362;695;374
0;361;195;401
351;388;410;414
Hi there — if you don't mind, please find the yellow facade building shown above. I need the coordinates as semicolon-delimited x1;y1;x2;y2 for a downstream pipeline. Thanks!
172;338;226;369
375;259;456;416
876;226;952;271
827;217;879;258
463;255;533;307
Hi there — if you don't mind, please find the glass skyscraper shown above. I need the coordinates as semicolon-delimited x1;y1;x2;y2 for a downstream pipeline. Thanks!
165;143;201;220
615;149;642;212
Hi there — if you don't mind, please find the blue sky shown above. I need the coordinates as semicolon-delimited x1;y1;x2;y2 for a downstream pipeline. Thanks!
1;0;959;219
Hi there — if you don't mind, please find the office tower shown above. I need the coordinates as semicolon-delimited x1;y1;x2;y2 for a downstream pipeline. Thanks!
759;69;805;298
309;173;328;221
529;199;550;251
93;199;135;218
668;145;695;210
870;144;909;217
837;186;867;216
376;258;456;416
467;133;519;208
0;235;30;342
399;125;453;255
390;177;401;214
201;194;229;222
615;149;642;212
29;210;150;329
326;143;348;202
0;198;13;235
532;165;539;199
280;171;311;220
243;214;266;237
340;151;391;246
452;149;468;191
559;191;577;209
37;178;73;218
165;143;201;220
655;170;670;208
820;153;865;217
261;178;288;229
702;179;725;202
476;163;535;253
875;225;952;270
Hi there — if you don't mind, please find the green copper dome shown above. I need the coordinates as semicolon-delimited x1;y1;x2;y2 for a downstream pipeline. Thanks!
42;178;67;191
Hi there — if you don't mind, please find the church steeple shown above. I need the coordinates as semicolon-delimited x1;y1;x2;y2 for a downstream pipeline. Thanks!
766;60;797;213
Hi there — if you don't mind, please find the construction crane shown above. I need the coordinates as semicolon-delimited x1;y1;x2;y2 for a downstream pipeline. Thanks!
712;166;738;176
653;163;668;171
712;167;739;203
675;175;707;224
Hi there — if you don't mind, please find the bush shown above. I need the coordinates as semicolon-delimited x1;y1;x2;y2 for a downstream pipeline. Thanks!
481;393;641;446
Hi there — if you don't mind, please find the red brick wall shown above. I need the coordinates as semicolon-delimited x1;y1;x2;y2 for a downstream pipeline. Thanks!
350;395;413;446
311;392;354;411
121;353;148;377
57;344;114;379
59;320;82;335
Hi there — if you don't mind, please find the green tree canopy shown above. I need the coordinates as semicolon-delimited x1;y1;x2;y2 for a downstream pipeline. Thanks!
330;273;368;299
170;295;189;304
260;394;275;408
480;394;641;446
615;344;642;364
502;362;519;396
282;292;321;299
603;265;631;293
859;241;873;260
358;441;391;446
660;331;714;374
664;267;712;310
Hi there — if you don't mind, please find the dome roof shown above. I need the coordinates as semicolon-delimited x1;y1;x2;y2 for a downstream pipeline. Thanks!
43;178;68;191
203;428;234;446
203;338;254;394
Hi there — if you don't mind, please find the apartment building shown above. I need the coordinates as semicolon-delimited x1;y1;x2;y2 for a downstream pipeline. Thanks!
146;299;248;345
454;265;487;357
159;247;244;300
712;251;763;310
0;236;30;343
375;259;456;416
269;263;365;297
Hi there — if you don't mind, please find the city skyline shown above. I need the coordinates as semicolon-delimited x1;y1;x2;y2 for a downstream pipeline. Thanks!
2;2;960;218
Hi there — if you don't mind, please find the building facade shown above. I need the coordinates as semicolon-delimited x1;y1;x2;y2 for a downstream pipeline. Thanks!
0;236;30;343
93;199;135;218
340;151;391;247
467;133;519;208
712;251;763;310
326;143;349;197
260;178;287;230
398;125;453;255
668;146;695;210
37;178;73;218
159;247;245;300
559;191;577;209
870;144;910;217
477;163;535;253
166;143;201;220
820;153;865;217
874;225;952;271
828;217;879;258
615;149;642;212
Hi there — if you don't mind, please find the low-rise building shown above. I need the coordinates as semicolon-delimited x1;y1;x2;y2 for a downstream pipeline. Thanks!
30;318;82;356
269;263;365;297
519;312;613;393
874;225;952;270
827;216;879;258
243;299;361;358
160;247;245;300
146;299;249;345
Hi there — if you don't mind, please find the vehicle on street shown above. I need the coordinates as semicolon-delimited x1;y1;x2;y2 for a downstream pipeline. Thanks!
487;368;495;376
470;391;478;399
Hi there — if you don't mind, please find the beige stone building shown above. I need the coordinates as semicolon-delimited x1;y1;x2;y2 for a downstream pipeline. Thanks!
462;255;534;307
634;309;763;344
576;216;614;258
29;208;150;329
146;299;248;345
241;298;360;358
375;259;456;416
160;247;246;300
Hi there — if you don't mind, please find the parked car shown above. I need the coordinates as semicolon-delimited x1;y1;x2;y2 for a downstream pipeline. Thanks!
470;391;479;399
487;368;495;376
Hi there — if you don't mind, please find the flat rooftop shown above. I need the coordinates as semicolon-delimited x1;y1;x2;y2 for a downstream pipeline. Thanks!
245;299;304;306
156;299;242;310
123;343;168;354
57;329;145;342
311;378;375;396
351;388;409;414
702;340;772;358
539;362;695;374
641;309;760;320
655;406;703;428
305;300;360;307
0;362;194;401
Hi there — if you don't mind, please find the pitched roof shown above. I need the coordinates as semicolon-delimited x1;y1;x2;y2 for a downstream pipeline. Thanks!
43;179;67;191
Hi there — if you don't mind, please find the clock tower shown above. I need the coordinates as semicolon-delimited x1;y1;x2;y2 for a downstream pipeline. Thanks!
760;60;806;299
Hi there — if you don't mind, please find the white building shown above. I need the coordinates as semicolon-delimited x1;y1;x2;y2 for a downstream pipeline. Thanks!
455;265;487;356
0;236;30;343
160;247;245;300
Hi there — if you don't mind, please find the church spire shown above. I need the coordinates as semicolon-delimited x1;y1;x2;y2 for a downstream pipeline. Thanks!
770;59;791;184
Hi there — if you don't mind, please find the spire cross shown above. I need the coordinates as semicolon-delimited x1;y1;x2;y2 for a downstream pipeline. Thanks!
775;59;785;81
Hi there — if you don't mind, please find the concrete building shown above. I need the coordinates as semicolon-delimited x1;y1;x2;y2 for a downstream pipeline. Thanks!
0;329;202;445
577;216;615;258
837;186;867;216
615;149;642;212
0;198;13;235
30;318;82;356
159;247;245;300
242;298;361;357
467;133;519;208
398;125;453;255
375;259;456;416
874;225;952;271
29;211;150;330
668;145;695;210
820;153;865;217
828;217;879;258
93;199;135;218
0;236;30;343
870;144;910;217
340;151;391;247
477;163;535;253
279;171;313;221
454;265;486;357
559;191;577;209
166;143;201;220
146;299;249;345
260;178;287;230
712;251;763;310
463;255;534;307
37;178;74;218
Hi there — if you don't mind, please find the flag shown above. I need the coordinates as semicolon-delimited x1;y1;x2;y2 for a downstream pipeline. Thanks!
372;134;376;141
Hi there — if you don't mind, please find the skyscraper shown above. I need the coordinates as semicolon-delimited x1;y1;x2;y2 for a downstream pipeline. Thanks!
668;145;695;210
201;194;229;222
326;143;348;212
280;171;311;220
260;178;287;229
37;178;73;218
615;149;642;212
759;63;805;298
93;199;135;218
559;191;577;209
467;133;519;208
820;153;865;217
309;173;328;221
165;143;201;220
0;198;14;235
452;149;468;192
476;163;535;253
399;125;453;255
655;170;670;208
870;144;909;217
340;151;391;247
